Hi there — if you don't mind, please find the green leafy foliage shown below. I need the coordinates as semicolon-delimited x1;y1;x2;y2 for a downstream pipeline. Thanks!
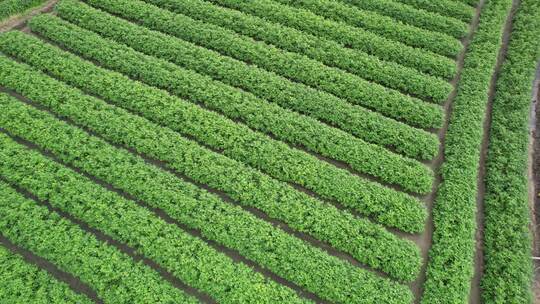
29;13;435;194
52;0;439;160
422;0;513;302
341;0;469;38
266;0;463;57
158;0;456;79
390;0;475;22
0;0;47;22
482;0;540;302
0;245;93;303
0;53;423;280
75;0;445;129
133;0;454;102
0;180;199;304
0;86;413;303
0;130;310;304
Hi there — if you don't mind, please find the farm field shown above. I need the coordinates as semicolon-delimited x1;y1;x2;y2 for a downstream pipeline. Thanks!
0;0;539;303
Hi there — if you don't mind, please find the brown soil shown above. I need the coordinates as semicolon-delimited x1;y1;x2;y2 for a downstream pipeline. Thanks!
531;63;540;304
0;0;58;33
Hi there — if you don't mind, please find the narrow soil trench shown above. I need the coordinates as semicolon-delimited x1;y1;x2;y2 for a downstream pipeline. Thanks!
530;62;540;304
469;0;521;303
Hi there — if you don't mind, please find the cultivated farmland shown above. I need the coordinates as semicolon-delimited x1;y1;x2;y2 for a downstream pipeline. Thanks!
0;0;539;303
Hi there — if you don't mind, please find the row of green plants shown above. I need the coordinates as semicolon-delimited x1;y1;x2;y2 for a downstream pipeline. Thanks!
128;0;454;102
75;0;446;129
0;54;423;281
53;0;439;160
0;85;412;303
341;0;468;38
162;0;455;101
167;0;456;79
1;30;428;233
0;180;198;303
482;0;540;301
421;0;513;302
0;244;92;303
28;14;435;194
0;0;47;22
267;0;462;57
0;130;310;304
392;0;475;22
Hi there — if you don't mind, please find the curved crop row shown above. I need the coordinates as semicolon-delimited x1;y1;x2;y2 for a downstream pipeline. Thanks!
30;14;435;194
341;0;468;39
482;0;540;302
171;0;456;79
0;245;92;303
74;0;445;128
0;180;198;304
0;131;310;304
0;55;423;280
98;0;452;102
0;86;413;303
422;0;513;303
6;28;427;232
51;0;439;160
0;0;47;22
260;0;462;58
391;0;475;22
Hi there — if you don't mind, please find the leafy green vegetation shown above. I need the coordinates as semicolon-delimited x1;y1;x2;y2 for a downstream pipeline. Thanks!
482;0;540;302
0;0;47;22
51;0;440;160
422;0;513;302
0;179;199;304
0;126;310;304
0;245;93;303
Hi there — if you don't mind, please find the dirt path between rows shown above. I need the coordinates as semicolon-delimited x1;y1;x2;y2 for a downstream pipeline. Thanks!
0;0;58;33
530;63;540;304
469;0;521;303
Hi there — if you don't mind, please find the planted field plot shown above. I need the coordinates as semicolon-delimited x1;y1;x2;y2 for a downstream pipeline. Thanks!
0;0;539;303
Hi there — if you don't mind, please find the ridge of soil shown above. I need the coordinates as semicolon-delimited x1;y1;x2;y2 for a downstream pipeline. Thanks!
530;63;540;304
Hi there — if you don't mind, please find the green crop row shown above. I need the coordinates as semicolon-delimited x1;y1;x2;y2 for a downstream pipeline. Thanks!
165;0;455;102
52;0;439;160
0;0;47;22
0;30;428;233
482;0;540;302
100;0;453;103
0;244;93;303
0;85;412;303
0;53;423;280
29;14;435;194
341;0;468;39
75;0;445;129
0;130;309;304
0;180;198;304
421;0;513;303
270;0;463;58
170;0;456;79
7;27;427;233
391;0;475;22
